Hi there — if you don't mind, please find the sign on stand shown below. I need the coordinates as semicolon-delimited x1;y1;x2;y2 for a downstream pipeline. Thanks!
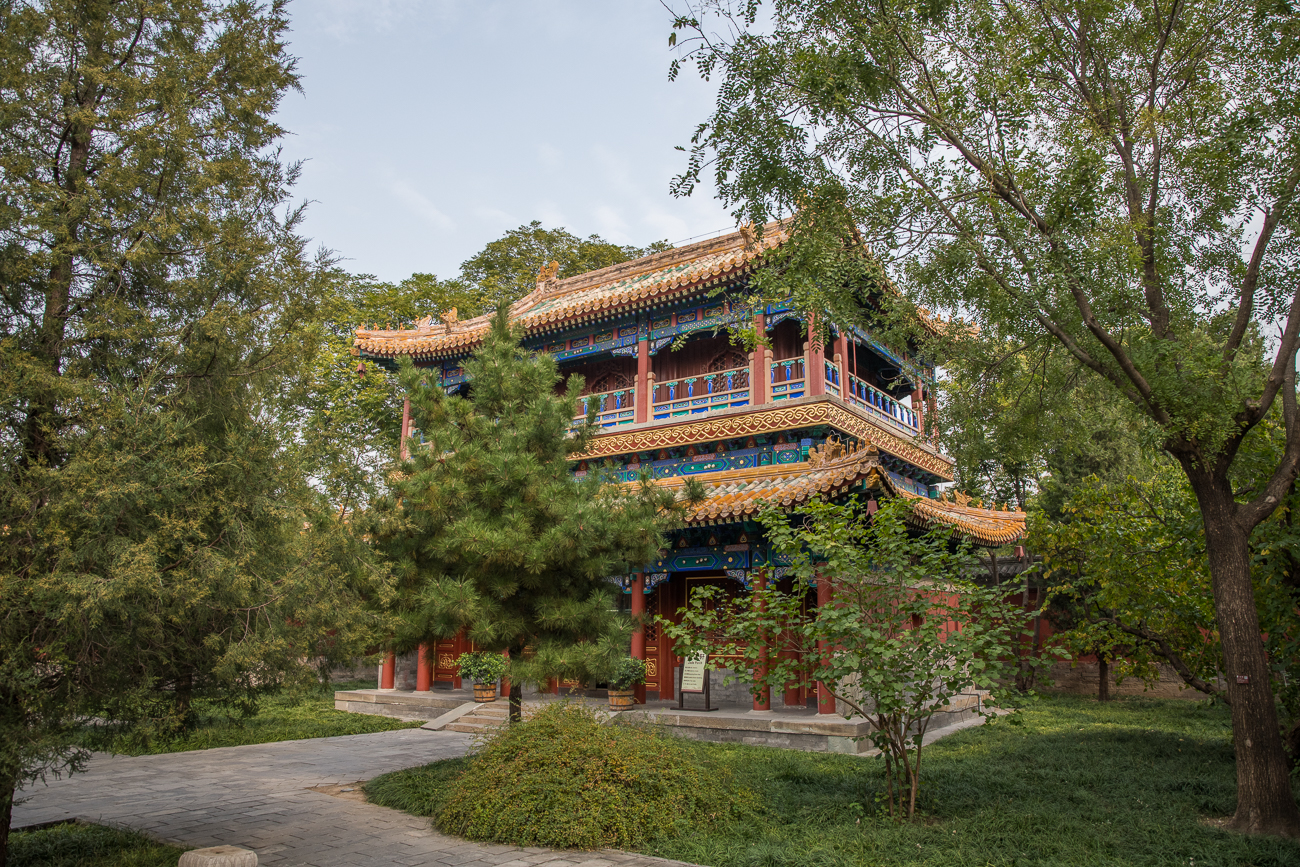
676;652;717;711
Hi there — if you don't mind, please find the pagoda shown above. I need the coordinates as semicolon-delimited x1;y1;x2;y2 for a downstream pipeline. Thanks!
353;222;1026;710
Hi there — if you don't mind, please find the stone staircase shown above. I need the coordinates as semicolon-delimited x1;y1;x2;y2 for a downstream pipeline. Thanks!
443;702;510;733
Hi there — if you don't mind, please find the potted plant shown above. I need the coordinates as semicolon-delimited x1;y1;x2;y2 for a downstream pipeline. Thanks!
606;657;646;710
456;652;507;702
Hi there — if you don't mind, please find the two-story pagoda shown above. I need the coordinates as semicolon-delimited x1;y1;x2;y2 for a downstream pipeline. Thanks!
353;222;1026;710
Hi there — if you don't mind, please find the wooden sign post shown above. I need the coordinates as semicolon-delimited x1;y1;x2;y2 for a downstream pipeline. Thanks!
676;652;717;711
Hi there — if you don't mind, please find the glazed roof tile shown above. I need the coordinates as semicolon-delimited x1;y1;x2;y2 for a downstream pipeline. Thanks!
354;221;790;360
653;443;1025;547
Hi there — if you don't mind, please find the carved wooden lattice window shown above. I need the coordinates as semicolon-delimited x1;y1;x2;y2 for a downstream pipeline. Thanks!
707;349;748;372
587;369;634;395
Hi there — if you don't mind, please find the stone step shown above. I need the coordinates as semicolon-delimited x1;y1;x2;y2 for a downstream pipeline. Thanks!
443;700;509;733
441;700;550;733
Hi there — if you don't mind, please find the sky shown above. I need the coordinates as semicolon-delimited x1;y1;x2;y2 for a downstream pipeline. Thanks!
275;1;736;284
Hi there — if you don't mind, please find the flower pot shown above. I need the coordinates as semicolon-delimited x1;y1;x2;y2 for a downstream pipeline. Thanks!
473;683;497;703
608;688;637;711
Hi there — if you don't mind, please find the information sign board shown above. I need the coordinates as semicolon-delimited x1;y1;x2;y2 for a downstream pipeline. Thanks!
680;652;707;692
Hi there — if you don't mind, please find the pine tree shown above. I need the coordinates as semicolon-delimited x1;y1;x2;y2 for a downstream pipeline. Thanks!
0;5;387;861
368;309;698;721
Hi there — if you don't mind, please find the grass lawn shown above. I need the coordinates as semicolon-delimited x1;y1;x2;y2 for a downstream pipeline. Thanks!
85;679;421;756
368;694;1300;867
8;822;185;867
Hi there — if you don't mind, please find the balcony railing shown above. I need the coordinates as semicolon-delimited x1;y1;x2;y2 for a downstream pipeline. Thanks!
769;358;806;401
824;359;841;397
652;366;750;420
845;373;919;432
575;388;636;429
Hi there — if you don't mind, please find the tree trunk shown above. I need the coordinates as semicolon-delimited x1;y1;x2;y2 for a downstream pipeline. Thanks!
1187;470;1300;837
506;643;523;723
1097;655;1110;702
508;682;522;723
1;773;15;867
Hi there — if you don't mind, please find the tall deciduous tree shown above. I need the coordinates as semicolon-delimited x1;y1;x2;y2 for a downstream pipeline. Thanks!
366;310;700;722
0;4;386;862
668;0;1300;834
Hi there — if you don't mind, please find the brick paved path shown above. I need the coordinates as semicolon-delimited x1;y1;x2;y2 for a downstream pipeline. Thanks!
13;728;700;867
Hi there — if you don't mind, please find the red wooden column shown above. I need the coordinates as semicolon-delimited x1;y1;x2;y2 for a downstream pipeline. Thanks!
415;643;432;691
750;312;767;405
630;574;647;704
806;312;826;396
834;330;849;398
452;629;466;689
659;582;676;701
781;646;802;707
911;385;926;435
635;334;651;423
815;575;836;714
752;571;771;711
380;651;396;690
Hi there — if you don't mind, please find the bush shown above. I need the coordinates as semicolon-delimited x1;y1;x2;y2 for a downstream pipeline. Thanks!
433;702;751;849
9;822;185;867
455;651;507;684
607;657;646;690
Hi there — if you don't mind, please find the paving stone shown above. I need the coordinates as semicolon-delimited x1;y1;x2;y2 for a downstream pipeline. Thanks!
13;728;697;867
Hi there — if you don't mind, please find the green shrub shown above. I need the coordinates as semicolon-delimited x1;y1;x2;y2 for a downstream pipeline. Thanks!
455;652;507;684
9;822;185;867
607;657;647;689
433;702;751;849
363;756;472;818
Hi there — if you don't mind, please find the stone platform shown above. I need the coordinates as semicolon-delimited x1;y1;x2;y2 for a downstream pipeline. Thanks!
336;687;988;754
334;688;468;721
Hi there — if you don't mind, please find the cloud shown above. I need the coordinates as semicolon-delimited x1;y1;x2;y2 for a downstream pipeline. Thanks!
388;180;455;230
304;0;459;42
536;143;564;170
592;205;632;244
473;206;520;228
535;201;570;231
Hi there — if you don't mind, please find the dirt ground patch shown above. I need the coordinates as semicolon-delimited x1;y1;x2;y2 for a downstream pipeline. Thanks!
307;782;369;803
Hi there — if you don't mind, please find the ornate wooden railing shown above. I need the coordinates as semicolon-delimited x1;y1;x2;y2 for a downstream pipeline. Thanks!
574;387;636;428
769;358;806;401
651;366;751;420
824;359;842;397
845;373;918;432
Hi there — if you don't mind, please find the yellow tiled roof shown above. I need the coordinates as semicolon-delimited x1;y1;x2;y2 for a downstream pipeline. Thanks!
654;442;1025;546
354;221;790;360
901;490;1027;546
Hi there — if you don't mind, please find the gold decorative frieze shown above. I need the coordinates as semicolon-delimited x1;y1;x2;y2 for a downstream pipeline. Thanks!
578;397;954;480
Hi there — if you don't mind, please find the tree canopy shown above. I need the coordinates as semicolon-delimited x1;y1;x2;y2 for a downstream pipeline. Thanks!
668;0;1300;835
366;310;701;720
0;4;387;860
459;221;670;315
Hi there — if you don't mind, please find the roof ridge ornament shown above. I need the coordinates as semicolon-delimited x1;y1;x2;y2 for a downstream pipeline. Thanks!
537;259;560;285
739;222;757;249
